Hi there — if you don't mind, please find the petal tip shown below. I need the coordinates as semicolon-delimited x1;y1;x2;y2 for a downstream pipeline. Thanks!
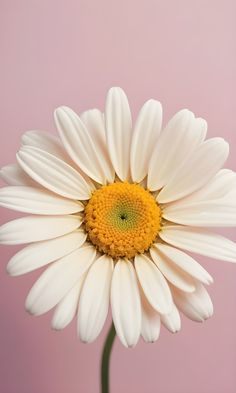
51;323;61;331
6;263;15;276
25;304;35;316
108;86;124;94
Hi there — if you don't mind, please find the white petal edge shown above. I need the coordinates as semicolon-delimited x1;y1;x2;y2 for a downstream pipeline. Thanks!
150;246;197;292
163;169;236;206
52;274;86;330
0;163;38;186
17;146;92;200
130;99;162;182
105;87;132;181
140;287;161;343
80;109;115;183
21;130;96;190
25;244;96;315
161;304;181;333
135;254;173;315
7;229;87;276
21;130;70;161
0;215;82;245
162;200;236;227
0;186;84;215
151;243;213;285
111;259;141;347
159;225;236;263
78;255;114;343
157;138;229;203
148;110;206;191
54;106;111;184
172;283;213;322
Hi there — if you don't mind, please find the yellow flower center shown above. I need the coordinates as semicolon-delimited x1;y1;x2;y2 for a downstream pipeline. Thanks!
84;182;161;259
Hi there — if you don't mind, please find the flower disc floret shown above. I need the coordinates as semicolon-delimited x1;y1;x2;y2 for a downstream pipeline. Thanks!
84;182;161;259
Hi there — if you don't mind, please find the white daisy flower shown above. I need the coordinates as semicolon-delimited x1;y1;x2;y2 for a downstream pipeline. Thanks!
1;87;236;348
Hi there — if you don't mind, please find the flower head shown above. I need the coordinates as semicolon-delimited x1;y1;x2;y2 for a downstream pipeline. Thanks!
1;87;236;347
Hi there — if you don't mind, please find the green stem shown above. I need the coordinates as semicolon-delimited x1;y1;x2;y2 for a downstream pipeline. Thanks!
101;322;116;393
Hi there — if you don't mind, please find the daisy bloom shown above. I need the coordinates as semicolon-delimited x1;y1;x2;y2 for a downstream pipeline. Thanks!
1;87;236;348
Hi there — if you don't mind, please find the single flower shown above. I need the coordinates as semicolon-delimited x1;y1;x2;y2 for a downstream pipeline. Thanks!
0;87;236;347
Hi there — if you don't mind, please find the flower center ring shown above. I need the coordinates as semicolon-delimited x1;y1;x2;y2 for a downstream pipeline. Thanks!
84;182;161;259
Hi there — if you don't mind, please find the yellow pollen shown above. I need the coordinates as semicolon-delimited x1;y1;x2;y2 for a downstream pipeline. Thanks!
84;182;161;259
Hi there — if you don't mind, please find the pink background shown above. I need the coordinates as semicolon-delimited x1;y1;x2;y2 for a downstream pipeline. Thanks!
1;1;236;392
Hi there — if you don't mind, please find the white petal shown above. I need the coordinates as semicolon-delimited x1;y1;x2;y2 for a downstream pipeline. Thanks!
111;259;141;347
152;243;213;285
166;169;236;206
80;110;106;145
157;138;229;203
172;283;213;322
52;275;85;330
161;304;181;333
25;244;96;315
0;186;84;215
150;246;196;292
78;255;113;343
0;215;82;245
105;87;132;181
21;130;96;190
0;163;37;186
21;130;69;161
140;288;161;342
163;200;236;227
7;229;86;276
134;254;173;315
193;117;208;141
17;146;92;200
148;110;206;191
130;100;162;182
80;109;115;183
54;106;110;184
160;225;236;262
